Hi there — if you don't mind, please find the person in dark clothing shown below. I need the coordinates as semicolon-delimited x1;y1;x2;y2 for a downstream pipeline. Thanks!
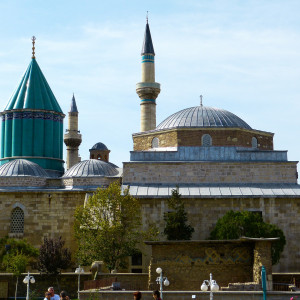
153;290;161;300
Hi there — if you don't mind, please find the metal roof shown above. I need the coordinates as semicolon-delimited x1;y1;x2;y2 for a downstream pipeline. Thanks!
90;142;108;151
141;22;155;55
4;59;63;113
122;184;300;198
0;159;48;177
156;106;252;130
63;159;118;178
70;94;78;113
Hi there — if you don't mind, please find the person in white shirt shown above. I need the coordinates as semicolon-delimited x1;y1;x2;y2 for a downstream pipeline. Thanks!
44;287;60;300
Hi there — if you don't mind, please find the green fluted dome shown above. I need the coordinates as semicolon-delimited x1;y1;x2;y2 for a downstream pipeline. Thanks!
5;59;63;112
1;58;65;177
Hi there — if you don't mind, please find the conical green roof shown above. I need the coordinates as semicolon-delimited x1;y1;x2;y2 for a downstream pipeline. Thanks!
4;59;63;113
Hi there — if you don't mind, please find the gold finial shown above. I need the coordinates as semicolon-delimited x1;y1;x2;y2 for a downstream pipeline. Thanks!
200;95;203;106
146;11;149;23
32;36;36;59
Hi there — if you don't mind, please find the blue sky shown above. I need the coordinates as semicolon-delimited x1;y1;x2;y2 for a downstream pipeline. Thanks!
0;0;299;168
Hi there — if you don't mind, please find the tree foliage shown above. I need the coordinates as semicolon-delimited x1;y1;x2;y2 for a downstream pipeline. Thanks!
0;237;38;272
37;236;72;275
74;182;153;271
163;188;194;240
0;237;38;300
209;210;286;265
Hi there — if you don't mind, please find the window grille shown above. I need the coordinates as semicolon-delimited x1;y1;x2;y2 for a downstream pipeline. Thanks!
152;137;159;148
202;134;212;146
11;207;24;234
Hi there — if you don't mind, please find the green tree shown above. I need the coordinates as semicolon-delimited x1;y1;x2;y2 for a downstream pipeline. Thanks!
209;210;286;265
163;188;194;240
74;182;152;272
0;237;38;300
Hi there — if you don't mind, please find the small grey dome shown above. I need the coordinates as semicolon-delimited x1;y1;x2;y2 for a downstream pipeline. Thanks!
63;159;118;178
90;142;108;151
156;106;252;130
0;159;48;177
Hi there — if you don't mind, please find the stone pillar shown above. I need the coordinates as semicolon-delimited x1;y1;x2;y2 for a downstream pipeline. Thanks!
253;240;272;284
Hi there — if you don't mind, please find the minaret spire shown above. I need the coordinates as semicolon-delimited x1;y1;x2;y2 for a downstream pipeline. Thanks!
136;18;160;132
64;94;82;170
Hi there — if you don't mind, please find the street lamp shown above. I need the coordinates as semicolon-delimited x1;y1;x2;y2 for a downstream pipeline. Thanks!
200;273;219;300
23;272;35;300
75;265;84;300
156;267;170;300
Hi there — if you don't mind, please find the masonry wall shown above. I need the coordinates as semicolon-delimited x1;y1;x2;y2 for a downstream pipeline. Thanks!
133;128;273;151
147;241;255;291
0;191;86;253
139;196;300;273
123;161;298;184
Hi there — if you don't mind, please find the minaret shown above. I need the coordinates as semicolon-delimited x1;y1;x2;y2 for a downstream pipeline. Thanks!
136;17;160;132
64;94;82;170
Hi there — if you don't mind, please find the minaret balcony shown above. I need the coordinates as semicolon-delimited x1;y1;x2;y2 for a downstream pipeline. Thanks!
136;82;160;89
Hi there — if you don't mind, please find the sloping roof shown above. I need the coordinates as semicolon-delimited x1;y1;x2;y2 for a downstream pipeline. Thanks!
0;159;48;177
4;59;63;113
123;184;300;198
156;106;252;130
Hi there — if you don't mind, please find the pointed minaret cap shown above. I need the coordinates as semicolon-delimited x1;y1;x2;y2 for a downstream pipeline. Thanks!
70;94;78;113
141;20;155;55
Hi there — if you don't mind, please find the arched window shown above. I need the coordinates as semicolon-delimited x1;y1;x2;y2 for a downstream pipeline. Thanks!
202;134;212;146
11;207;24;234
252;137;258;148
152;137;159;148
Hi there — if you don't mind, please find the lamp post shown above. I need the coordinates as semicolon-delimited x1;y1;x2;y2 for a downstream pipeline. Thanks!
75;265;84;300
200;273;219;300
23;272;35;300
156;267;170;300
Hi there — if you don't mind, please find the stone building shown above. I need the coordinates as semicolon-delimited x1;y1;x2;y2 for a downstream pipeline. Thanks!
0;22;299;276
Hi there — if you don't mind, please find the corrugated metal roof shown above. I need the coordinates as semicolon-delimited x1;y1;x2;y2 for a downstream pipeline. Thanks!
123;184;300;198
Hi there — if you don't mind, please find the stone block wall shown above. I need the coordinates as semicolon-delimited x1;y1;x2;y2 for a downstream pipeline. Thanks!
0;191;86;252
146;241;259;291
139;196;300;273
62;177;116;188
123;161;297;184
0;176;46;187
133;128;273;151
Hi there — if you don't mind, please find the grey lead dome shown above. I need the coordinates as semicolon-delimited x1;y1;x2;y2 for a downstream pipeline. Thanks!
0;159;48;177
63;159;118;178
90;142;108;151
156;106;252;130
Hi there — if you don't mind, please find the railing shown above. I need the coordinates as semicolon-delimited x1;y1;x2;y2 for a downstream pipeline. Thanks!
273;280;300;291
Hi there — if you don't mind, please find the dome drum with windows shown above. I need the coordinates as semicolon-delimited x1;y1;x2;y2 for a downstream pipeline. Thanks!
133;105;274;151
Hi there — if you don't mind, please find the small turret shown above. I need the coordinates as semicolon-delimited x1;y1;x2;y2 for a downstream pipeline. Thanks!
64;94;82;170
136;17;161;132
